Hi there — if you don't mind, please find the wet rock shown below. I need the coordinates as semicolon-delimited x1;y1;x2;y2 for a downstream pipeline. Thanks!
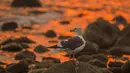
36;57;60;68
87;59;107;68
109;46;130;56
20;43;30;49
108;67;122;73
60;20;70;25
112;15;127;25
44;30;57;38
1;21;18;31
11;0;42;7
15;50;36;60
34;45;49;53
58;35;71;40
77;55;94;62
92;54;108;63
83;18;120;49
6;60;29;73
0;61;6;65
28;10;47;14
108;62;124;67
1;43;23;52
121;60;130;73
0;37;35;45
14;37;36;44
44;60;105;73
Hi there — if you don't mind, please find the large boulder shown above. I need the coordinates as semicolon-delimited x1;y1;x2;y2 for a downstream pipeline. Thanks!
11;0;42;7
83;18;120;49
44;60;105;73
44;30;57;38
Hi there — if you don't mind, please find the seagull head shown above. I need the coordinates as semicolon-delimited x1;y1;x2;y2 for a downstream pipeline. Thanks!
70;27;82;35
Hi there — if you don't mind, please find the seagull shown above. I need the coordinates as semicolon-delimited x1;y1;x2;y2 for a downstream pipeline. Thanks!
47;27;86;58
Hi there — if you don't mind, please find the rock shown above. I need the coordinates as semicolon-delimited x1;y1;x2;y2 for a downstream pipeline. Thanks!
44;60;105;73
108;62;124;67
36;57;60;68
14;37;36;44
42;57;61;63
92;54;108;63
108;67;122;73
20;43;30;49
28;10;47;15
77;55;94;62
83;18;120;49
0;37;35;45
121;60;130;73
109;46;130;56
100;68;113;73
15;50;36;60
1;21;18;31
0;61;6;65
1;43;23;52
116;25;130;47
87;59;107;68
112;15;127;25
44;30;57;38
60;20;70;25
34;45;49;53
6;60;29;73
0;66;9;73
58;35;71;40
11;0;42;7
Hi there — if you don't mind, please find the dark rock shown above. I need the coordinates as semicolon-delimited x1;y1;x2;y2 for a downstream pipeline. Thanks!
44;60;105;73
20;43;30;49
44;30;57;38
108;67;122;73
58;35;71;40
77;13;85;17
77;55;94;62
15;50;36;60
92;54;108;63
112;15;127;25
11;0;42;7
109;46;130;56
36;57;60;68
83;18;120;49
14;37;36;44
28;10;47;14
0;61;6;65
87;59;107;68
1;43;23;52
1;21;18;31
42;57;61;63
34;45;49;53
0;37;35;45
108;62;124;67
60;21;70;25
6;61;29;73
100;68;112;73
116;25;130;47
48;40;58;43
0;66;9;73
121;60;130;73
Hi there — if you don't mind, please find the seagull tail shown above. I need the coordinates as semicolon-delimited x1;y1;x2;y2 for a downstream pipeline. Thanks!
47;45;62;48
